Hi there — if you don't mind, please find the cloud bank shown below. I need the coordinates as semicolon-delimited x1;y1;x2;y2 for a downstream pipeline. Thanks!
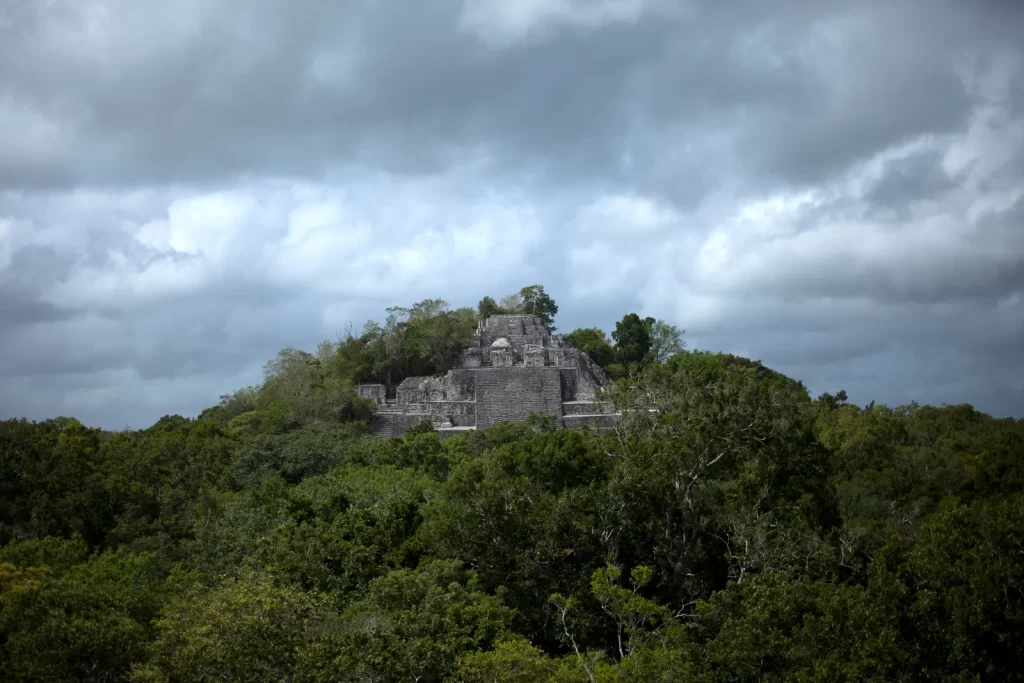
2;0;1023;428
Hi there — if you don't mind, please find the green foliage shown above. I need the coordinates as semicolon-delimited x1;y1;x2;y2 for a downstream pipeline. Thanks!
0;535;90;574
602;362;628;380
564;316;683;378
647;319;685;364
477;295;507;320
604;314;685;373
518;284;559;329
452;637;573;682
602;351;834;604
326;298;478;393
589;563;681;658
0;549;168;682
612;313;654;369
343;426;472;481
99;416;239;555
478;285;559;329
0;417;109;546
299;560;514;682
875;494;1024;680
564;327;616;368
698;572;907;681
2;293;1023;681
197;385;259;425
227;423;370;488
420;428;616;649
193;464;437;600
133;570;331;683
0;416;239;557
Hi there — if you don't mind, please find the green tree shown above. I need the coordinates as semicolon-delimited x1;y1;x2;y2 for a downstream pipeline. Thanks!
603;351;833;605
257;348;374;431
133;571;331;683
477;295;506;321
420;428;615;651
452;637;570;682
198;385;260;426
227;423;369;489
499;292;523;313
611;313;654;370
99;416;238;556
646;319;685;364
298;560;514;682
0;549;167;683
698;572;908;681
871;494;1024;680
518;284;559;329
563;328;616;368
0;418;110;546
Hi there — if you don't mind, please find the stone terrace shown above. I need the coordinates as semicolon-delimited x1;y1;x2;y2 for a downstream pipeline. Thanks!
359;314;620;438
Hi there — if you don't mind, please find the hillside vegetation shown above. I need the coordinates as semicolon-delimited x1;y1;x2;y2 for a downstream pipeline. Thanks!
1;292;1022;682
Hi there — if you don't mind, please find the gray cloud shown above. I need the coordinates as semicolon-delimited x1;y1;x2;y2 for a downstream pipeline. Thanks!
1;0;1023;428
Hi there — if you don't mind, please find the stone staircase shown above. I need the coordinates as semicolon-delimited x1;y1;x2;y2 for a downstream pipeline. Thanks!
369;413;398;438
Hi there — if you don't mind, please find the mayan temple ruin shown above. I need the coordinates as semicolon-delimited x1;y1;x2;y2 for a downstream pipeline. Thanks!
357;314;620;438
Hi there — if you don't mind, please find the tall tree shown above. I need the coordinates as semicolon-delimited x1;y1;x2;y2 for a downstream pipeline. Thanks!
612;313;655;369
563;328;615;368
518;285;559;329
477;296;504;321
646;320;685;364
498;292;523;313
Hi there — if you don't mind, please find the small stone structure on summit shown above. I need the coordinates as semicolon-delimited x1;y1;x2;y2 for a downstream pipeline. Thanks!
358;314;621;438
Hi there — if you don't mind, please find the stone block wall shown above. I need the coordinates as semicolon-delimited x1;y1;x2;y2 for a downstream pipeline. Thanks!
491;349;515;367
397;372;477;403
574;353;611;400
447;369;477;401
524;347;547;367
460;348;482;368
559;369;577;401
476;315;550;358
561;401;610;415
562;414;620;431
357;384;386;404
370;412;435;438
476;367;563;428
548;347;581;368
394;401;476;427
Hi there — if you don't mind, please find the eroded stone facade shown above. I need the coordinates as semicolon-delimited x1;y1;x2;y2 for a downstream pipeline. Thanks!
359;314;620;438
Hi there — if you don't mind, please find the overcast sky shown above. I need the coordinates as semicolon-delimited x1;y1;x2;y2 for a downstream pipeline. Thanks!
2;0;1023;429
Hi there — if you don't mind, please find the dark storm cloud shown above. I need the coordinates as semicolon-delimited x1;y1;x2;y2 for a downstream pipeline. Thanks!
1;0;1023;427
0;244;77;323
0;0;1010;196
863;149;958;211
0;289;73;326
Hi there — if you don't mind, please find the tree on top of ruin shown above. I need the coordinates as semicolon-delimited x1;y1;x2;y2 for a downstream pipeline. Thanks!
518;285;558;330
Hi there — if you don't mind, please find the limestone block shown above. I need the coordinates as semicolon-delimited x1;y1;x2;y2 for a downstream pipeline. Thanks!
561;414;620;431
476;367;563;428
396;376;448;403
446;369;477;401
549;348;581;368
357;384;386;404
561;400;612;416
491;348;515;367
524;347;547;367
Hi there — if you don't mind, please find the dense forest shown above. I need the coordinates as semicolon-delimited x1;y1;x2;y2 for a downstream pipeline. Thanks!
1;287;1022;682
